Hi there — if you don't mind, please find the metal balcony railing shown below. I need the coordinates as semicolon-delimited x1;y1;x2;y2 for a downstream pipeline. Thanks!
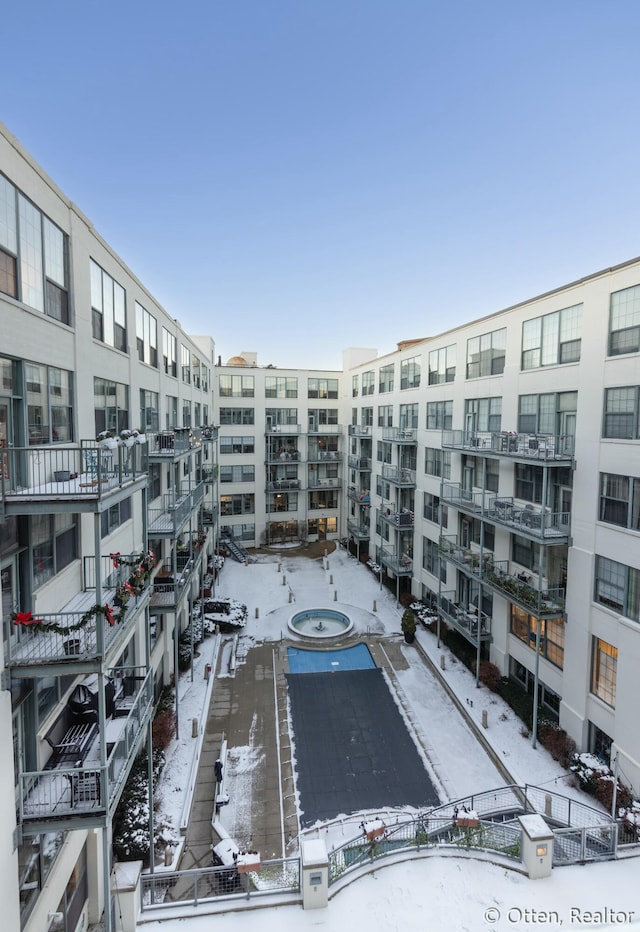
308;423;342;434
348;425;370;437
265;422;301;434
382;427;417;443
439;590;492;642
440;483;572;542
485;561;565;616
19;667;153;824
379;547;413;575
441;430;574;463
348;455;371;470
438;535;492;577
347;520;370;539
307;476;341;489
307;449;342;463
379;508;414;529
347;486;370;504
266;479;301;491
381;465;416;487
0;442;147;509
148;429;192;457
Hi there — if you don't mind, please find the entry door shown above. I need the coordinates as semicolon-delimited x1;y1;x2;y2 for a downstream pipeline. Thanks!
318;518;327;540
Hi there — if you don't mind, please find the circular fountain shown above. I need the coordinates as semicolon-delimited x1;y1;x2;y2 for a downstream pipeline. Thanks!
288;608;353;640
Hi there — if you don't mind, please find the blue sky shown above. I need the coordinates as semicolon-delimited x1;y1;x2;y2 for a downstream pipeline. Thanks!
3;1;640;368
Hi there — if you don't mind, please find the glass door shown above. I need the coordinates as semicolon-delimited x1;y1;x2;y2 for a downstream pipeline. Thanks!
0;400;10;480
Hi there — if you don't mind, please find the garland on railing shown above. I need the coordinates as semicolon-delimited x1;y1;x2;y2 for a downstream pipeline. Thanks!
110;549;157;595
12;602;123;634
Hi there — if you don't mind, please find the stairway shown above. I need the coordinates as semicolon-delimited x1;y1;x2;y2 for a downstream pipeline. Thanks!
220;535;249;563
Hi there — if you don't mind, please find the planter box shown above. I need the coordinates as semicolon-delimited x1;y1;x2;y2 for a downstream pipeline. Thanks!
236;853;260;874
456;815;479;828
54;470;71;481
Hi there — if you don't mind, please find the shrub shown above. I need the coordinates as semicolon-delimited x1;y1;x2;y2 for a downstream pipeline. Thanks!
399;591;415;609
570;752;634;811
474;660;502;693
401;609;416;637
537;720;577;768
152;709;177;750
497;678;535;730
113;747;166;863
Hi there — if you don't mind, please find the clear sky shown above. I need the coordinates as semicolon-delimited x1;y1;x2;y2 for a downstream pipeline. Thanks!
3;0;640;369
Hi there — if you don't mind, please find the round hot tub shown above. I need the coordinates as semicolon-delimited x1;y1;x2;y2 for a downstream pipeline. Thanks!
288;608;353;640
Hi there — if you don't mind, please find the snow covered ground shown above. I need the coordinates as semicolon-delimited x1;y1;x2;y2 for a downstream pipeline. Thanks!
144;544;640;931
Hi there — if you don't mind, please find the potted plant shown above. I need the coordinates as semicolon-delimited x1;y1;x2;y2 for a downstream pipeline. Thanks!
401;608;417;644
97;429;118;451
119;429;135;448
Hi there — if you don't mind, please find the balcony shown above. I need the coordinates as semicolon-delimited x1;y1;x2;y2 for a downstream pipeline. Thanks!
440;483;571;543
347;486;370;504
348;425;371;437
348;455;371;471
5;554;154;672
308;422;342;434
438;535;491;578
379;547;413;575
485;561;565;617
0;442;147;515
266;479;301;491
379;508;414;530
148;429;192;459
308;476;341;490
307;449;342;463
441;430;574;464
18;666;153;830
347;520;370;539
439;591;492;644
265;422;301;434
265;447;302;463
148;484;202;537
150;545;206;613
381;465;416;488
382;427;417;444
202;503;218;525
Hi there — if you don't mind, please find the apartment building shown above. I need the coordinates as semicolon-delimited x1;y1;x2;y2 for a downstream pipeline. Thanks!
0;123;217;932
214;354;346;548
347;266;640;797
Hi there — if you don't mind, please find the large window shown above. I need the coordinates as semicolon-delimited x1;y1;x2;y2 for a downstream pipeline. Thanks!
181;345;191;383
464;397;502;432
94;378;129;435
466;328;506;378
165;395;178;429
594;555;640;622
522;305;582;370
90;259;126;350
352;374;359;397
266;408;297;427
599;473;640;530
220;435;255;454
135;302;158;367
308;408;338;426
515;464;544;503
399;403;418;428
426;400;453;430
400;356;420;390
0;176;70;323
512;534;540;571
361;407;373;428
162;328;177;377
361;371;375;395
32;513;78;589
26;364;73;444
609;284;640;356
591;637;617;707
220;407;254;425
425;447;451;479
428;345;456;384
139;390;159;433
378;405;393;428
220;464;255;483
422;537;444;579
219;375;255;397
220;493;255;515
518;391;577;435
603;386;640;439
424;492;447;527
266;376;298;398
377;441;392;464
101;497;132;537
510;606;565;669
308;378;338;399
378;364;394;393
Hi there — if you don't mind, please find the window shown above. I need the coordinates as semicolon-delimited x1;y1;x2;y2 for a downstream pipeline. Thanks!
25;364;73;444
400;356;421;390
94;378;129;435
309;490;338;509
148;464;161;500
220;493;255;515
0;177;70;322
361;407;373;427
466;327;506;378
221;522;255;541
90;260;126;349
362;371;375;395
308;378;338;399
220;435;255;454
139;389;159;433
609;284;640;356
162;328;177;377
464;397;502;433
135;302;158;367
603;386;640;439
378;405;393;428
220;408;254;425
101;497;132;537
265;376;298;398
266;408;297;427
428;345;456;385
426;400;452;430
165;395;178;429
377;441;392;464
423;537;444;579
308;408;338;427
425;447;451;479
424;492;447;527
522;305;582;370
594;555;640;622
219;375;255;397
192;355;201;389
379;364;394;393
352;374;359;397
591;637;618;707
518;391;577;435
32;513;78;588
515;464;544;503
181;345;191;383
599;473;640;530
182;399;191;428
202;365;209;393
220;464;255;483
512;534;540;571
510;608;565;669
399;403;418;428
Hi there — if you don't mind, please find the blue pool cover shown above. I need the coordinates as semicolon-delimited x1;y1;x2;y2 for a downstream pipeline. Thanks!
287;644;376;674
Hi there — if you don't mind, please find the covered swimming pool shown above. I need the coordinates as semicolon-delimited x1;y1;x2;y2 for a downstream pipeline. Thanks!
287;643;376;674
